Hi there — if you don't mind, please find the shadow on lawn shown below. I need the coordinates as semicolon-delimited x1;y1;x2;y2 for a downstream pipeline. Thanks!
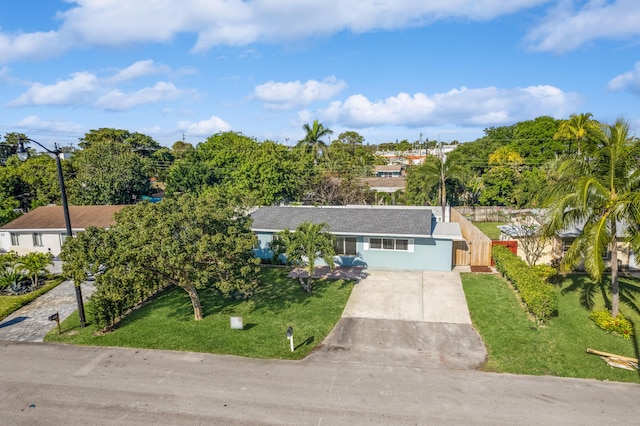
560;274;640;315
116;268;353;323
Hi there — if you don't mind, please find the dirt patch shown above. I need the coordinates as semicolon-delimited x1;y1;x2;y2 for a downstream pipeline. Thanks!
470;266;493;273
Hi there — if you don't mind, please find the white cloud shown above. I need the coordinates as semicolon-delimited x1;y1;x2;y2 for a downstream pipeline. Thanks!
10;72;99;106
8;61;185;110
608;61;640;95
14;115;84;133
253;76;347;110
107;60;171;84
95;82;183;111
0;1;550;62
177;115;232;136
526;0;640;52
315;85;581;128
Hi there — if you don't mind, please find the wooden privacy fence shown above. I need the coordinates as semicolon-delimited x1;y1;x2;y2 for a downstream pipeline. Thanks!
453;206;510;223
451;208;492;267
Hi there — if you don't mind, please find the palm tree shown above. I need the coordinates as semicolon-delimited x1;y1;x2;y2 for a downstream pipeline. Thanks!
297;120;333;166
406;149;464;221
544;118;640;317
554;112;600;156
15;252;53;288
488;146;523;170
280;221;335;292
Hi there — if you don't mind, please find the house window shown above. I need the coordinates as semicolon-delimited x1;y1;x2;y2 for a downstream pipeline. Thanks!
335;236;357;255
10;233;19;246
368;238;411;252
32;233;43;247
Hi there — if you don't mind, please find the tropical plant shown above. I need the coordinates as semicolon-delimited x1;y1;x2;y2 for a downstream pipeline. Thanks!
554;112;600;156
15;252;53;288
544;118;640;317
278;221;336;292
406;151;465;219
0;269;26;293
297;120;333;165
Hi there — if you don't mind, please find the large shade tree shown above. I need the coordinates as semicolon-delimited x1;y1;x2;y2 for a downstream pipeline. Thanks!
63;192;260;322
544;118;640;317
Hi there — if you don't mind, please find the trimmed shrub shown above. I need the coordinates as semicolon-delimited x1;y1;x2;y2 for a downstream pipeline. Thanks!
589;310;634;340
492;245;558;323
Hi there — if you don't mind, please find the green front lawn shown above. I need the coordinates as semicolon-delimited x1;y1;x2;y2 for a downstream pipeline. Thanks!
462;272;640;383
45;268;353;360
0;278;65;321
473;222;505;240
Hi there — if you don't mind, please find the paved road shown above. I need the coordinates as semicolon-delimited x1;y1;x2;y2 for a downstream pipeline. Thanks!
0;342;638;425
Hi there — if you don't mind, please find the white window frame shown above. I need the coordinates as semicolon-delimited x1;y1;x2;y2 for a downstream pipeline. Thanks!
32;233;43;247
11;233;19;246
364;237;414;253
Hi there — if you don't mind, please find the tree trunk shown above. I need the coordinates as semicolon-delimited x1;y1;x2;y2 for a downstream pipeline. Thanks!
183;283;204;320
610;228;619;317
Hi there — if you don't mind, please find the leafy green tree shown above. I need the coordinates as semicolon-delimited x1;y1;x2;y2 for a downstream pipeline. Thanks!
166;132;310;205
336;131;364;153
15;252;53;288
68;142;151;205
479;166;518;206
0;132;27;166
512;116;563;164
554;112;600;156
63;193;260;322
277;221;335;292
544;119;640;317
297;120;333;165
78;128;160;154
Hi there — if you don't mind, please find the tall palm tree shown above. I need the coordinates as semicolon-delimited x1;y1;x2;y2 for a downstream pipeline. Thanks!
297;120;333;166
406;149;464;221
544;118;640;317
280;221;335;292
554;112;600;157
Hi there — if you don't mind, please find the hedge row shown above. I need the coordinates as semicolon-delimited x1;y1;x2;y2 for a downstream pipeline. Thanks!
492;245;558;323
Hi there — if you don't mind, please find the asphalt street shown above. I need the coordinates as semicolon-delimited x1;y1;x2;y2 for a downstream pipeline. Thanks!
1;342;638;425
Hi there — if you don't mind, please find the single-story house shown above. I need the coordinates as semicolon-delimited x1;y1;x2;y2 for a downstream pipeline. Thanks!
374;165;403;178
0;204;126;256
497;213;638;270
250;205;464;271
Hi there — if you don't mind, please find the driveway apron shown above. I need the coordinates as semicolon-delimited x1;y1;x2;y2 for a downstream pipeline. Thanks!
307;269;487;370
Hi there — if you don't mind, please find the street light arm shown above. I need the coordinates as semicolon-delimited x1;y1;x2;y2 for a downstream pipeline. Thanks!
18;138;62;157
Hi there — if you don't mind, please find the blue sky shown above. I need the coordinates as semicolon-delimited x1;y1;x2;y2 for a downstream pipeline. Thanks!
1;1;639;149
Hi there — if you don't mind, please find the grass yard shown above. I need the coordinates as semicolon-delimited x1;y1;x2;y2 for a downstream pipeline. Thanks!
45;267;353;360
0;278;65;321
462;272;640;383
473;222;505;240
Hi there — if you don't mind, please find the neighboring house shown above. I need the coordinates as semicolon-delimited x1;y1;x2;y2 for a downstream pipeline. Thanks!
0;204;126;256
250;205;464;271
374;165;403;178
497;212;638;271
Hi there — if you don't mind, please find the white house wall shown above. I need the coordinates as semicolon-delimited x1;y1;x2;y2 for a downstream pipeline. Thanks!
0;231;63;256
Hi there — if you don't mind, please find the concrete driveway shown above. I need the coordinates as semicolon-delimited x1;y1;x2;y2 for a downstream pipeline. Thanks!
308;269;487;370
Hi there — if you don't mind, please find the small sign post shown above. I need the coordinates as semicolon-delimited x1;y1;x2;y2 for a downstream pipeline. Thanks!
48;312;61;334
286;326;294;352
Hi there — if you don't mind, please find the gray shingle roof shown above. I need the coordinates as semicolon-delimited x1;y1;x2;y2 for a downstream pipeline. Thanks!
251;206;433;237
